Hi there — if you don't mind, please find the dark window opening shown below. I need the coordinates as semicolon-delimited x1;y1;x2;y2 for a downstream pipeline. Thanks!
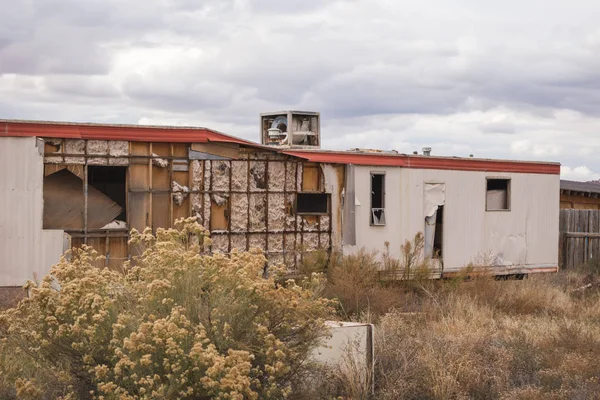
486;178;510;211
433;206;444;258
88;166;127;221
296;193;329;214
371;173;385;225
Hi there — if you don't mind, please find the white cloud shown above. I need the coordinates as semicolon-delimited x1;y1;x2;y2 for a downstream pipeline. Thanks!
561;166;600;181
1;0;600;172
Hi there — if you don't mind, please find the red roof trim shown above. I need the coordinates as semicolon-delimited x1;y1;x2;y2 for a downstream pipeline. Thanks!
0;120;255;145
0;120;560;175
283;151;560;175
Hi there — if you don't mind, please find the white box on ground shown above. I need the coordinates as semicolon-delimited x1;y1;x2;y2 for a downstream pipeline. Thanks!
312;321;375;392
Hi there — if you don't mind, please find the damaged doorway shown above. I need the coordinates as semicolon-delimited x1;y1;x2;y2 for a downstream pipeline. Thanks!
424;183;445;267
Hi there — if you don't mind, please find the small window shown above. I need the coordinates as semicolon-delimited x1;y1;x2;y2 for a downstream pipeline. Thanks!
296;193;330;214
486;178;510;211
371;172;385;225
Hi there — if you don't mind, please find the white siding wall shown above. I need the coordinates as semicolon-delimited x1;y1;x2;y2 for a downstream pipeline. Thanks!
344;166;559;273
0;137;65;286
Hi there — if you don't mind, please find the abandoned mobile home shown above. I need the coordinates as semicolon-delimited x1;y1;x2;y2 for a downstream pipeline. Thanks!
0;112;560;291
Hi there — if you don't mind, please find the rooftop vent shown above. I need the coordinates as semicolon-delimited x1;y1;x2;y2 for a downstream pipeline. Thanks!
260;111;321;149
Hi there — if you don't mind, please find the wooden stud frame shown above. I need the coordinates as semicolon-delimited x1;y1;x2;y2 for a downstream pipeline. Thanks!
43;140;333;270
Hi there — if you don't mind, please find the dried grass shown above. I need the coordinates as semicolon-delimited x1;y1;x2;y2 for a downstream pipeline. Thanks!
374;267;600;399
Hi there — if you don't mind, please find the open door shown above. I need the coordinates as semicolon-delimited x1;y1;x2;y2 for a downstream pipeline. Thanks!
424;183;445;264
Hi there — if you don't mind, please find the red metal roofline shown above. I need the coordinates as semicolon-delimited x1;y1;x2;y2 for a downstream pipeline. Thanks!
0;120;257;146
283;150;561;175
0;119;561;174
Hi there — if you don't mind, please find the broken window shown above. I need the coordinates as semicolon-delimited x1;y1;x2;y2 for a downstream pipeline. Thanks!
371;173;385;225
88;166;127;223
486;178;510;211
43;168;124;230
296;193;330;214
433;206;444;258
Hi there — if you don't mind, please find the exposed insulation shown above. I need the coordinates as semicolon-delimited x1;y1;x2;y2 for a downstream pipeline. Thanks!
64;157;84;164
191;160;203;191
249;161;266;191
172;181;190;206
211;234;229;254
203;193;211;230
64;139;85;164
303;233;320;251
44;138;62;151
212;160;230;191
87;140;108;155
108;140;129;166
284;233;297;251
212;193;228;206
65;139;85;154
44;156;63;164
268;234;284;253
284;253;298;269
152;153;168;168
285;161;297;192
268;254;284;266
231;161;248;191
285;194;296;230
249;194;266;232
249;234;266;251
302;216;319;232
320;215;331;231
320;233;331;249
296;162;303;191
108;141;128;156
191;194;202;218
204;160;212;190
268;194;286;232
88;157;108;165
230;234;247;252
109;158;128;166
268;161;285;191
230;194;248;232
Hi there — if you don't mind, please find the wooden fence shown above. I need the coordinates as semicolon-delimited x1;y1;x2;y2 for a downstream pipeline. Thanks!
560;209;600;269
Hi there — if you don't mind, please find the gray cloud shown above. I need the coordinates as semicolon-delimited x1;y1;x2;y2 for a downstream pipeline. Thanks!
2;0;600;179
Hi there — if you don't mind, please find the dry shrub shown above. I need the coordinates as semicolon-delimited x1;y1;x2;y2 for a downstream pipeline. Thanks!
326;234;434;320
456;274;573;316
0;217;335;399
374;268;600;399
326;249;407;319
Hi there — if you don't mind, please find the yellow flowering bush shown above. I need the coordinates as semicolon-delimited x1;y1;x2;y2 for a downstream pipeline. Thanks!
0;218;334;399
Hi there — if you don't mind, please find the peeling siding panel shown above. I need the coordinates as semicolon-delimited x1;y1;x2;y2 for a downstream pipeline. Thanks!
322;164;344;249
0;137;65;286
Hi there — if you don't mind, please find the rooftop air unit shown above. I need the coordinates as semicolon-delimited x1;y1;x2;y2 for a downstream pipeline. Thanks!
260;111;321;149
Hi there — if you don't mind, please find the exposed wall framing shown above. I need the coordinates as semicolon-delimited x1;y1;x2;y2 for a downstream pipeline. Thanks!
43;138;335;270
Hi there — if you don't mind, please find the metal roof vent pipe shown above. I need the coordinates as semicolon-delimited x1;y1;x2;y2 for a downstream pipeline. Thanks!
422;147;432;156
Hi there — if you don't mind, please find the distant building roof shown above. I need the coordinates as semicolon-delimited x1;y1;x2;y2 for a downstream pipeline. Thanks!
561;180;600;195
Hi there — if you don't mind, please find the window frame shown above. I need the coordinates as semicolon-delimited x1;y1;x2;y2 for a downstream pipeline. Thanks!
485;177;511;212
370;171;386;226
295;192;331;215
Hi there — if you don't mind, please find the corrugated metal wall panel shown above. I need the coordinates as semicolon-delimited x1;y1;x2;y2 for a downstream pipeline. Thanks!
0;137;65;286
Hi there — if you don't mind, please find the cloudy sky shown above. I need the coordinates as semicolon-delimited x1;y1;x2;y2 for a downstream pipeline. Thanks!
2;0;600;180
